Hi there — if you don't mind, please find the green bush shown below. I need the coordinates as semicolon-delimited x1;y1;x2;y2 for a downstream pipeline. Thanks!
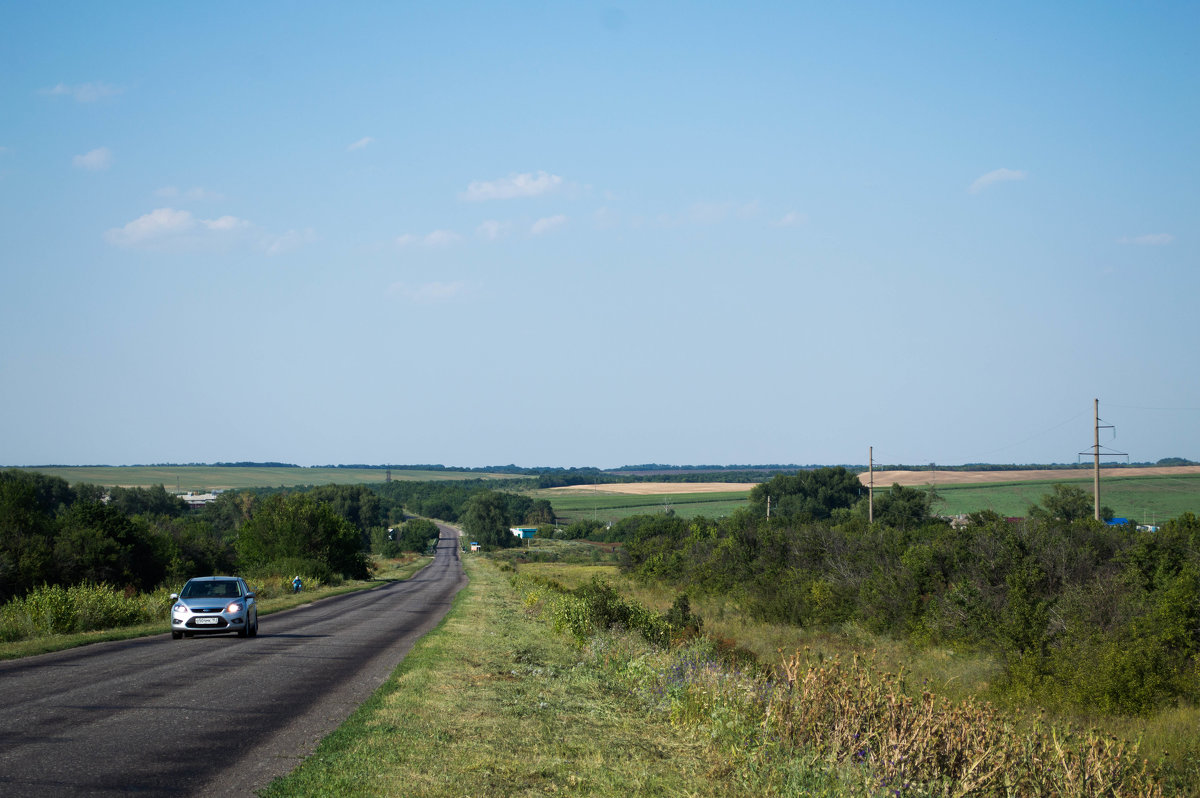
0;582;169;641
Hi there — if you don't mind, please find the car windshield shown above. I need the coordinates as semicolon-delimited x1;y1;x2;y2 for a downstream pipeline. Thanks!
181;580;240;599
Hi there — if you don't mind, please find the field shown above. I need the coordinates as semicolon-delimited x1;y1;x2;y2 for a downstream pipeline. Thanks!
10;465;515;491
869;467;1200;521
538;467;1200;525
536;483;753;523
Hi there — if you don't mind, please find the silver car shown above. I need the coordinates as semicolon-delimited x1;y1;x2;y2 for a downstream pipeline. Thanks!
170;576;258;639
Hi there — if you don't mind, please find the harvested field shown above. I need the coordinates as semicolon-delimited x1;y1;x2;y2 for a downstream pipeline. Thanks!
862;465;1200;487
546;467;1200;495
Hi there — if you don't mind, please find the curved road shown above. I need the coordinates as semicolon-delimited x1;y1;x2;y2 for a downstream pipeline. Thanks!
0;524;466;797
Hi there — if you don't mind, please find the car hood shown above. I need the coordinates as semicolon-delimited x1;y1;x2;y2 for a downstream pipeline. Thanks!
177;598;239;609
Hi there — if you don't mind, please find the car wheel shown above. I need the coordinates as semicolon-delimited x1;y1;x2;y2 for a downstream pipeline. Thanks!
236;623;248;638
249;615;258;637
172;631;183;640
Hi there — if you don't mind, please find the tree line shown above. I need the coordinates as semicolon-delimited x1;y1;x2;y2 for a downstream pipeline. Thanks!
0;469;557;601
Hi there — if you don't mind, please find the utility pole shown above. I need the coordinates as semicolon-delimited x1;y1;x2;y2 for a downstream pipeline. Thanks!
868;446;874;524
766;495;771;519
1079;398;1125;521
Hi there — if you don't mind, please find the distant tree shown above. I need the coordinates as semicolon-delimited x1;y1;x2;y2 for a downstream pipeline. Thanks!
460;492;514;550
871;484;937;529
1029;484;1100;523
397;519;440;553
748;467;861;521
108;484;187;518
524;498;555;525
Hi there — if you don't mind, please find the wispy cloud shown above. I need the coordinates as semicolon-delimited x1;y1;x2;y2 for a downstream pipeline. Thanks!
776;211;808;227
477;220;511;240
265;228;317;256
396;229;461;247
43;81;123;103
155;186;224;201
1117;233;1174;246
347;136;374;151
462;171;563;201
969;168;1027;194
531;214;567;236
388;280;474;302
104;207;251;249
73;147;113;171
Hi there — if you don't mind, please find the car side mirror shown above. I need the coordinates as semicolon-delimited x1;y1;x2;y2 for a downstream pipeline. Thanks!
170;593;179;600
244;592;255;599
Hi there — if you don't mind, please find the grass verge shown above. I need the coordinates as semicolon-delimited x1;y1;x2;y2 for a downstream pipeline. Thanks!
262;555;827;797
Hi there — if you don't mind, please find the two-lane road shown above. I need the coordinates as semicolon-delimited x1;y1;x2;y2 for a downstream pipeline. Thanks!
0;524;466;797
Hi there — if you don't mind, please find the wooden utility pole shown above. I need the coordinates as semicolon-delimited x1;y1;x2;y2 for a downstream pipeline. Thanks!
1093;398;1101;521
868;446;874;524
1080;398;1124;522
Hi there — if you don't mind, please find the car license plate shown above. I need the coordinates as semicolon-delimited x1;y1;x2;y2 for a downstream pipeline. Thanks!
195;617;218;625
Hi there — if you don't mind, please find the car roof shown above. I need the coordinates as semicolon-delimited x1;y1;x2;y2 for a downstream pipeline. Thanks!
186;576;241;582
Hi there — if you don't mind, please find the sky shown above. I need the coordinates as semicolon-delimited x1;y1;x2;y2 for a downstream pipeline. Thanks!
1;1;1197;469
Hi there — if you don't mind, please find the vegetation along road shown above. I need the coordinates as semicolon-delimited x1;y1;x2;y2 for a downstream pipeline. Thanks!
0;525;466;797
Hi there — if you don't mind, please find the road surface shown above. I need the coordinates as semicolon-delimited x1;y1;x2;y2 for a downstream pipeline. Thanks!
0;524;466;797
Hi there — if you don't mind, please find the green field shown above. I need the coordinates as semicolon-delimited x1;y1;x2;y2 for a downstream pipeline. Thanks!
931;472;1200;522
531;488;753;524
11;465;514;491
537;472;1200;526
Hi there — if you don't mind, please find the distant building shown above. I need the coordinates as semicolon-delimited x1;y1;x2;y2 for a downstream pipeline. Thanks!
178;492;218;509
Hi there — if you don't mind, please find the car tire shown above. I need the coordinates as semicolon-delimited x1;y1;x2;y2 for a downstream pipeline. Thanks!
237;623;248;638
249;615;258;637
172;631;183;640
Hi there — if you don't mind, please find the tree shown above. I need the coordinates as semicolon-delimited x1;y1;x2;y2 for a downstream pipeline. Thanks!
460;492;514;549
236;493;369;579
871;484;936;529
1029;484;1095;522
748;467;861;521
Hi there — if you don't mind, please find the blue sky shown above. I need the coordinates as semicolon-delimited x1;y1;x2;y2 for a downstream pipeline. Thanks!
2;2;1197;468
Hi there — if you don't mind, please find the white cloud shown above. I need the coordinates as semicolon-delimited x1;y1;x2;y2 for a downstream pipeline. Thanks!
462;171;563;201
776;211;808;227
104;207;252;249
44;81;122;102
477;220;511;240
531;214;567;236
396;229;461;247
264;228;317;256
73;147;113;171
347;136;374;151
155;186;224;201
1117;233;1174;246
203;215;249;232
969;168;1027;194
388;280;474;302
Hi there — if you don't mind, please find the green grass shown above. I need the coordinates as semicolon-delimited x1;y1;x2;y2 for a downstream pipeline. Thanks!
262;555;758;798
10;465;516;491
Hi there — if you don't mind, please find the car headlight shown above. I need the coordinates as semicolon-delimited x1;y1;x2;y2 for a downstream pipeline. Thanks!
226;601;244;613
173;603;188;614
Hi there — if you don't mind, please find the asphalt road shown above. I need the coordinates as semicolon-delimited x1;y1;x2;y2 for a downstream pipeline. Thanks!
0;524;467;797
